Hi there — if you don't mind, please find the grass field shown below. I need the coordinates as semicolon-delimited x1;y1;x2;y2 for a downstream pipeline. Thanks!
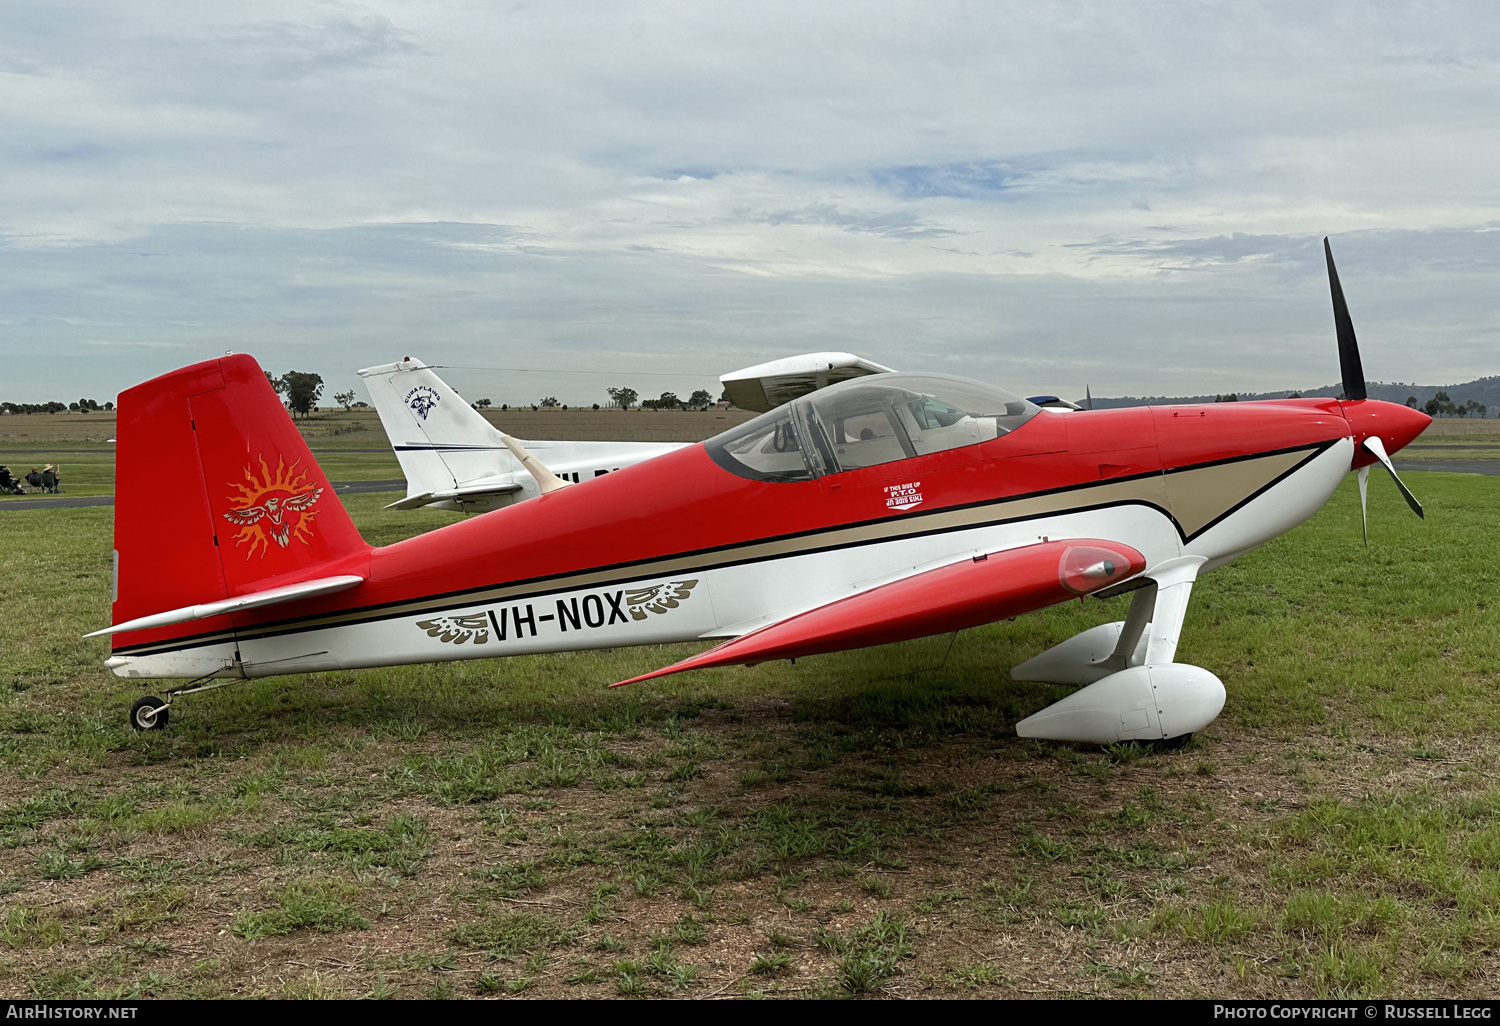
1;442;1497;999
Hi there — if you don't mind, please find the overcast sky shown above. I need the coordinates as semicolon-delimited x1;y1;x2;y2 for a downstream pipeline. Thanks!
2;1;1497;407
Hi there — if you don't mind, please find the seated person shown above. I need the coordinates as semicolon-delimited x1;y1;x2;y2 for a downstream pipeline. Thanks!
25;468;42;490
40;466;59;493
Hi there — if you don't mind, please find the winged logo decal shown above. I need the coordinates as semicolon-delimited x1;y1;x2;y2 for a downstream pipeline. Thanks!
624;579;698;621
416;613;491;644
222;454;325;559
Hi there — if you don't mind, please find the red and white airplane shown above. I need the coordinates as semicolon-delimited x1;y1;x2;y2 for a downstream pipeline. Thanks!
92;241;1430;745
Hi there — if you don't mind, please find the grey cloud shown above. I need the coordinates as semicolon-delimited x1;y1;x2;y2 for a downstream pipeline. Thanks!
652;169;722;180
871;163;1030;200
1;2;1497;402
755;203;957;239
34;142;107;162
214;15;419;80
869;156;1199;205
2;221;1494;408
1082;227;1500;276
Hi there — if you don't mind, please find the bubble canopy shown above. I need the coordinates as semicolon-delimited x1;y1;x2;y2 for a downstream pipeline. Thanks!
705;373;1041;482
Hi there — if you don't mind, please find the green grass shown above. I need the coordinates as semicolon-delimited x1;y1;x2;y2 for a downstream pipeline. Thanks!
230;878;368;939
0;471;1497;997
448;911;578;957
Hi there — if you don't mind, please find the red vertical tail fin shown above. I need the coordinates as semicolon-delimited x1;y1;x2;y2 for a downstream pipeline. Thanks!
112;355;370;649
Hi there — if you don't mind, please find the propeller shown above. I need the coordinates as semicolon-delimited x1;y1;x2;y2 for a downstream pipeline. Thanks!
1357;465;1370;547
1325;237;1366;401
1362;435;1423;519
1324;237;1424;543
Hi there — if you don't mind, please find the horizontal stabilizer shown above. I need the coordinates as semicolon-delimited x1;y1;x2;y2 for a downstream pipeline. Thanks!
614;538;1145;687
85;574;364;638
385;482;525;510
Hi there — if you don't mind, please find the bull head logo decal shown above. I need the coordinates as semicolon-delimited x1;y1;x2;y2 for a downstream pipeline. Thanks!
406;385;440;421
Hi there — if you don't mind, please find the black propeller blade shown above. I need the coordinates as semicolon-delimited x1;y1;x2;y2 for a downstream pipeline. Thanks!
1324;237;1366;401
1325;239;1425;543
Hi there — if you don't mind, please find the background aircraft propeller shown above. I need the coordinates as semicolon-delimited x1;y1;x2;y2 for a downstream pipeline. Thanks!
1326;237;1423;544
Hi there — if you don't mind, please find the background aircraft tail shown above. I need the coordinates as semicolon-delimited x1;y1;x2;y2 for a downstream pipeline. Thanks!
357;357;518;499
111;355;370;648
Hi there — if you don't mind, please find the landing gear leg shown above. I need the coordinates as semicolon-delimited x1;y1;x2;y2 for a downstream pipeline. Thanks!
127;672;240;731
1015;556;1224;746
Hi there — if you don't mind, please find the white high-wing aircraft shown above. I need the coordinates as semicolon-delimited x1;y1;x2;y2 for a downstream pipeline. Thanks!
357;353;895;512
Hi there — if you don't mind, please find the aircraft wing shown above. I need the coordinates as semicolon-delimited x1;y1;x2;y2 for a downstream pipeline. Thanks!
720;352;896;413
613;538;1146;686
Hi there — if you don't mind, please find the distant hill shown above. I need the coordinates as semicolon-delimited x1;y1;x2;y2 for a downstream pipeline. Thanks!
1087;376;1500;416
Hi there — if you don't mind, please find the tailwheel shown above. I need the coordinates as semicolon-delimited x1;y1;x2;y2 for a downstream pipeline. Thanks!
130;696;169;731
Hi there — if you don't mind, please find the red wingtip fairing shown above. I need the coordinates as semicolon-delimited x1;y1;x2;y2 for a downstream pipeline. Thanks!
614;538;1146;688
1341;400;1433;470
111;355;371;649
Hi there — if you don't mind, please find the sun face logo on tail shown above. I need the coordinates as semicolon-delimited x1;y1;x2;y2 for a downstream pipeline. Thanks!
223;454;324;559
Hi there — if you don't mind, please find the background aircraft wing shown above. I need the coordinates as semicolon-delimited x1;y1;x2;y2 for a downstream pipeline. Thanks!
720;352;896;412
614;537;1146;686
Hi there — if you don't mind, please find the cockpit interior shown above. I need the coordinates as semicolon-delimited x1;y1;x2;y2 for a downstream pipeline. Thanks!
707;374;1041;482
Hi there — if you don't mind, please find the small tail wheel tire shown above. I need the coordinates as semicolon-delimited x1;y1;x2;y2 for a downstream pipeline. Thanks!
130;696;169;731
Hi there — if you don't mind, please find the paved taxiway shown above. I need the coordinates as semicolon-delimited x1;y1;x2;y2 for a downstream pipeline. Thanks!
3;463;1495;513
0;478;407;511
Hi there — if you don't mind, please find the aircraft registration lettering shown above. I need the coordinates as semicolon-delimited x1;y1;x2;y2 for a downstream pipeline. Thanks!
420;582;700;646
884;481;923;513
485;605;537;640
557;592;630;631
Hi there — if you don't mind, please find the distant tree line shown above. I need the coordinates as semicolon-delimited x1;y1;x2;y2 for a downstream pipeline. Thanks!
3;375;732;419
604;387;717;411
1;399;113;414
1406;391;1487;418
